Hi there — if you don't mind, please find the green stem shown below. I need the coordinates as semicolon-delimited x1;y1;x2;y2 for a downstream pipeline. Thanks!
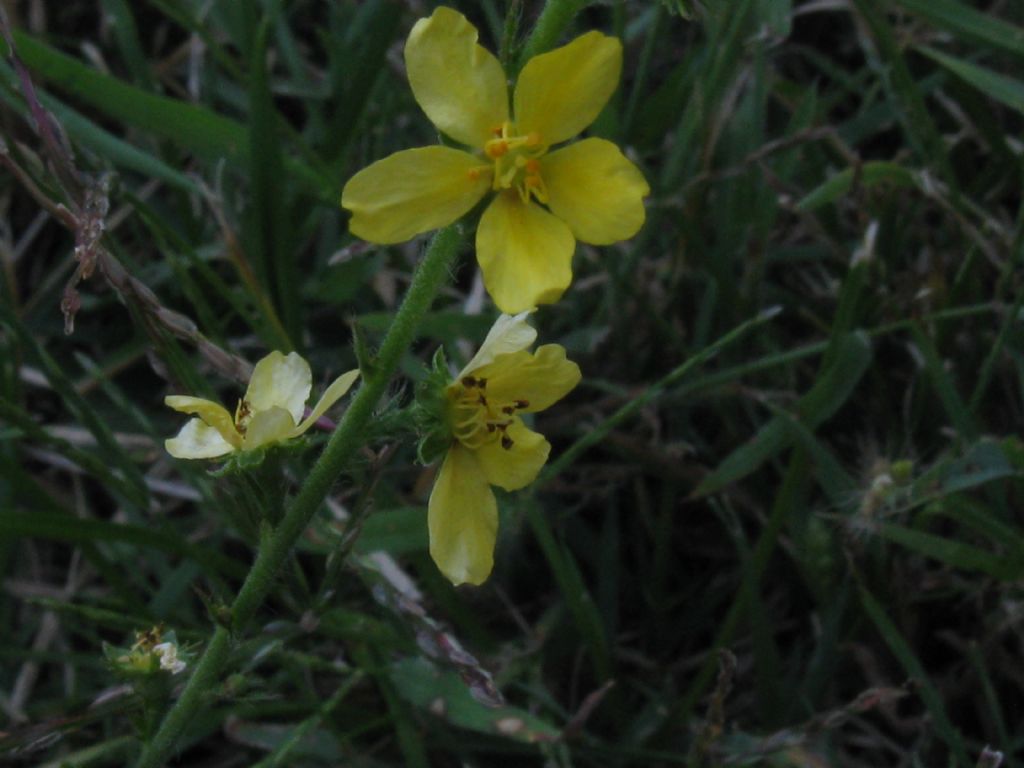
134;225;464;768
252;671;365;768
540;306;781;484
518;0;591;69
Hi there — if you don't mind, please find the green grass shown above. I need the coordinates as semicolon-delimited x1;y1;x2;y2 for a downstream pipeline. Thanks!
2;0;1023;766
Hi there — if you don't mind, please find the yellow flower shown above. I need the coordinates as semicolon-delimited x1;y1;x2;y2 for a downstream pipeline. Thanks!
429;313;581;585
164;351;359;459
341;7;649;314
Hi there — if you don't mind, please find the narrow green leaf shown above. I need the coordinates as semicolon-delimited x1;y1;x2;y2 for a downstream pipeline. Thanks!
0;65;197;191
933;497;1024;555
858;586;970;766
910;323;977;440
99;0;155;87
323;0;404;163
247;15;298;344
389;657;560;743
796;161;916;212
878;523;1022;579
524;501;612;680
0;511;245;580
914;438;1015;496
852;0;953;181
896;0;1024;60
919;45;1024;115
10;31;248;160
0;306;150;509
695;332;872;496
353;508;428;555
764;402;856;506
757;0;791;38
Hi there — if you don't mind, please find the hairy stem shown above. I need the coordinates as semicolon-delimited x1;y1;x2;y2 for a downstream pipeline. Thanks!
518;0;591;68
134;225;464;768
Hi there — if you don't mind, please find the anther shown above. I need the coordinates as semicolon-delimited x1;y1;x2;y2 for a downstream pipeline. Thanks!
525;159;540;174
485;140;509;159
514;399;529;409
461;376;479;388
501;435;514;450
235;399;253;429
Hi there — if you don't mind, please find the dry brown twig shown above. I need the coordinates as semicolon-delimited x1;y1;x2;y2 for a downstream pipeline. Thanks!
0;7;251;383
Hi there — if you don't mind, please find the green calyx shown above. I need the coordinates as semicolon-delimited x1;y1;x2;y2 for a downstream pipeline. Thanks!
413;346;454;465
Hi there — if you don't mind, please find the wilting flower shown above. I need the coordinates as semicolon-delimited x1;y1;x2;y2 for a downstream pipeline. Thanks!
342;6;649;314
105;626;190;677
152;642;186;674
164;351;359;459
428;313;581;585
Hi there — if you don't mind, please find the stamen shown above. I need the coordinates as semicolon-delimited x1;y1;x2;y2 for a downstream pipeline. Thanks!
499;163;519;188
235;399;252;434
526;171;549;204
451;381;531;452
485;140;509;159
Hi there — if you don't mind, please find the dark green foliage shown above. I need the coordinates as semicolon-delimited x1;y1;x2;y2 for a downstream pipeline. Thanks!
1;1;1022;766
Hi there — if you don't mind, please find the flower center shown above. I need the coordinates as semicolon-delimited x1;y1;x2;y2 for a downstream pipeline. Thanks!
482;122;548;205
449;375;530;451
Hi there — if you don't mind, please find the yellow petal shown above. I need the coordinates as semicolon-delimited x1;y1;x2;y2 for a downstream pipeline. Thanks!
457;312;537;378
242;406;296;451
473;344;582;413
342;147;491;244
404;6;509;148
165;418;236;459
244;351;311;424
476;192;575;314
514;31;622;147
164;395;241;448
292;369;360;437
474;419;550;491
542;138;649;244
428;444;498;586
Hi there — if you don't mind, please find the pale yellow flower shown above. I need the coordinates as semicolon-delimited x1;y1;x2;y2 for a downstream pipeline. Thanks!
164;351;359;459
429;313;581;585
341;6;649;314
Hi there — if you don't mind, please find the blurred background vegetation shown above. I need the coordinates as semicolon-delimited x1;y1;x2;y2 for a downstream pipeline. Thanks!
1;0;1023;765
